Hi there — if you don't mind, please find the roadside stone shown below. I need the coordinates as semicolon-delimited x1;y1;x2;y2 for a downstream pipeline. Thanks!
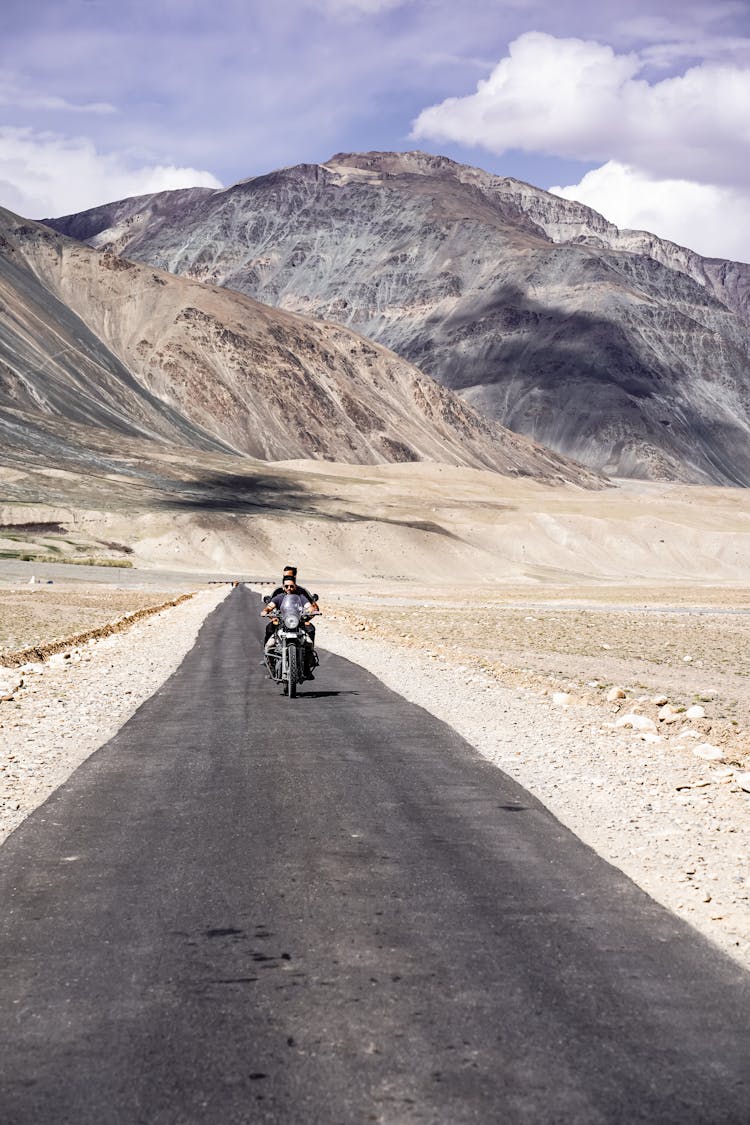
606;687;626;702
19;662;42;676
693;744;725;762
651;694;669;706
658;704;680;723
685;705;707;720
735;772;750;793
615;713;657;732
0;674;23;701
551;692;572;707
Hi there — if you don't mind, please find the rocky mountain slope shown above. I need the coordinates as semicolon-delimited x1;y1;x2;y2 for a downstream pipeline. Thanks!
47;151;750;485
0;207;592;482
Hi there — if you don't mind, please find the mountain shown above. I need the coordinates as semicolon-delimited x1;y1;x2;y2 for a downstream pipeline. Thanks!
0;207;594;483
46;151;750;485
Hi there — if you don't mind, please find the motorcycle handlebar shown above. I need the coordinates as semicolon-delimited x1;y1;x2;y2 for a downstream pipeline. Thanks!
260;609;320;618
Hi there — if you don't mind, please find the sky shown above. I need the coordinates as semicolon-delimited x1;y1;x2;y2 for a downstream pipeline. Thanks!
2;0;750;261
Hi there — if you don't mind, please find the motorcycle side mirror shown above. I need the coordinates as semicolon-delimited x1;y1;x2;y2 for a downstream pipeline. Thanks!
262;595;271;604
311;594;319;602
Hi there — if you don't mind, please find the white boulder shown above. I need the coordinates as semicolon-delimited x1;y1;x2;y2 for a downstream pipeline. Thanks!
693;744;725;762
0;672;23;701
615;713;657;732
551;692;573;707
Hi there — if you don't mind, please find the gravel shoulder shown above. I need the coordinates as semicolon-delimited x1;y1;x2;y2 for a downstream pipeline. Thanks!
0;586;230;844
316;595;750;974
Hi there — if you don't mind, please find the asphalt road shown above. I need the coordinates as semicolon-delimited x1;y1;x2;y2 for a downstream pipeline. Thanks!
0;585;748;1123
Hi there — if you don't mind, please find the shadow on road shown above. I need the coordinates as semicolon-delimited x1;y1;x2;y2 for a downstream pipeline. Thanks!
294;690;360;699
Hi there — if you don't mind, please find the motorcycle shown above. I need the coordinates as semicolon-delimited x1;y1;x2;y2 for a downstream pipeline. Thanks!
262;594;320;698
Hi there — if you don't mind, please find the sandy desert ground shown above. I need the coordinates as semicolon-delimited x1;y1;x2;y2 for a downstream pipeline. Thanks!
320;585;750;755
3;458;750;585
0;586;194;657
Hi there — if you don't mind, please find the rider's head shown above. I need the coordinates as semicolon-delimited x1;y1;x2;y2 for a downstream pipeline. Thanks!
282;577;297;593
283;565;297;579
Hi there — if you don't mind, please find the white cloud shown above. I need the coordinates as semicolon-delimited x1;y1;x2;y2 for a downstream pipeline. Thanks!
411;31;750;189
0;127;222;218
0;72;116;114
550;162;750;263
0;92;115;115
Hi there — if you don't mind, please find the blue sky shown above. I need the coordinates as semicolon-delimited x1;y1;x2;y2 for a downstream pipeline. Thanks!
2;0;750;259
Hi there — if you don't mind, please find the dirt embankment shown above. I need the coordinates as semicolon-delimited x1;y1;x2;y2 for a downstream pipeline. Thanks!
0;589;195;667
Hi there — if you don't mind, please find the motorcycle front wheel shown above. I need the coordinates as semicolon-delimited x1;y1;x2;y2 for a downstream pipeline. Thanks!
286;646;297;698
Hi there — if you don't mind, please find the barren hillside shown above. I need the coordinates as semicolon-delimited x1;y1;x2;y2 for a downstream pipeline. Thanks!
1;207;594;481
47;151;750;484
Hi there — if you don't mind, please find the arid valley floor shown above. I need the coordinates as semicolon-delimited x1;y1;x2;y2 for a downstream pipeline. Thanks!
2;464;750;976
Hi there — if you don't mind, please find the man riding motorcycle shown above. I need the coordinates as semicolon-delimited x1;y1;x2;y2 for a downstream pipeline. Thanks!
262;576;318;679
264;566;319;649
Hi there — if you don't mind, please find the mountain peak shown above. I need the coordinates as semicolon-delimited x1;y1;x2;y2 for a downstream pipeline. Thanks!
325;150;464;177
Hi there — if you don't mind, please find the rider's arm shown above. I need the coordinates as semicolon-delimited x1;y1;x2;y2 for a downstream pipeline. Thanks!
296;585;319;610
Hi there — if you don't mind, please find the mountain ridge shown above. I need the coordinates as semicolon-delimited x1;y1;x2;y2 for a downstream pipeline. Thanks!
45;150;750;485
1;206;597;484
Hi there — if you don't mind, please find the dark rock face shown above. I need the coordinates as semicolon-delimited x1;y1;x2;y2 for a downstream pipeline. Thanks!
47;151;750;484
0;207;596;484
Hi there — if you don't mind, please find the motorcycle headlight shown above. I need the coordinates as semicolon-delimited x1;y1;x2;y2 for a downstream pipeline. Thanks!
284;613;300;629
